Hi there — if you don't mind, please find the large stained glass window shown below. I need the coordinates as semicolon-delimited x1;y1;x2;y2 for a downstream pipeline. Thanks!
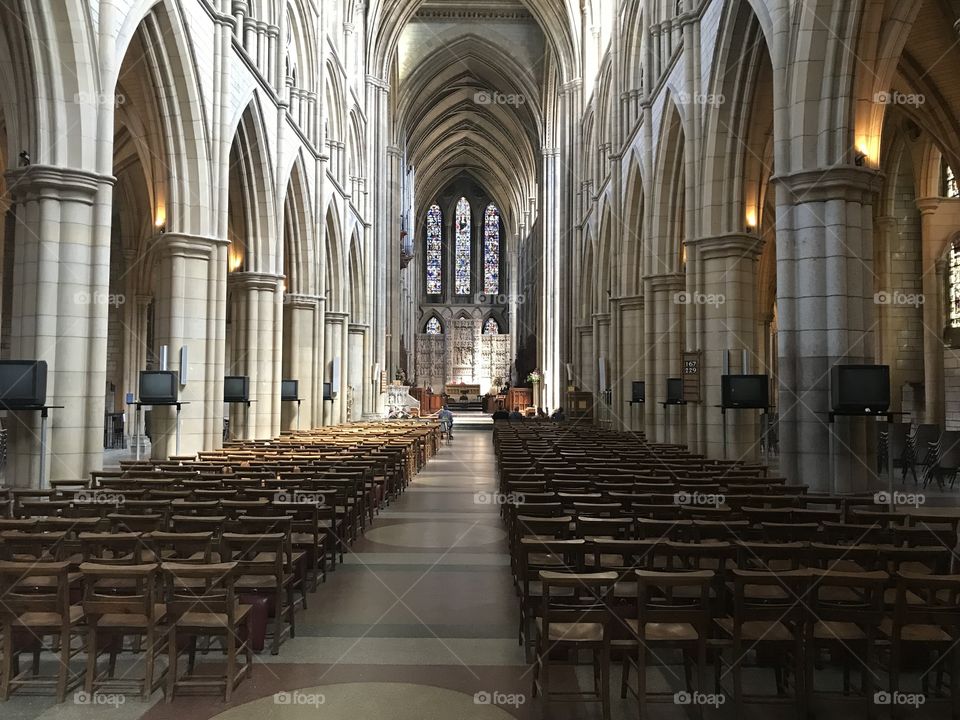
483;204;500;295
455;197;471;295
426;204;442;294
425;317;442;335
483;317;500;335
947;164;960;199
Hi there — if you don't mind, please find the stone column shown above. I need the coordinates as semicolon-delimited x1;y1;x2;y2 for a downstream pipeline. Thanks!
122;294;151;450
617;295;645;432
282;294;319;430
917;198;946;425
4;165;114;485
774;167;882;491
223;271;281;442
323;311;348;424
686;233;763;460
644;273;684;444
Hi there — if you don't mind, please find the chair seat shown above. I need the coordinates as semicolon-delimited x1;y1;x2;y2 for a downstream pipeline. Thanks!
291;533;319;546
814;621;866;641
97;604;167;628
236;573;294;589
879;618;951;642
535;618;604;642
178;604;251;630
882;588;925;606
625;618;699;641
715;617;794;641
14;605;84;629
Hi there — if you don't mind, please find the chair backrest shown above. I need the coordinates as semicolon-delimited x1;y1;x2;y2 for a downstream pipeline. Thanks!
0;560;73;616
891;571;960;629
730;568;809;625
80;562;160;619
147;531;215;562
538;570;617;628
79;531;145;564
635;569;714;636
0;530;68;561
161;561;240;621
808;568;887;625
221;532;288;577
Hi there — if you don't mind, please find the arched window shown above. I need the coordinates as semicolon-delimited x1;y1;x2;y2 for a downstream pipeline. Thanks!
483;204;500;295
946;163;960;199
483;317;500;335
426;204;442;294
455;197;471;295
425;317;443;335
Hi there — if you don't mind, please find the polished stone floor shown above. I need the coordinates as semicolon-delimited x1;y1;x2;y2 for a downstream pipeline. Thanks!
4;429;953;719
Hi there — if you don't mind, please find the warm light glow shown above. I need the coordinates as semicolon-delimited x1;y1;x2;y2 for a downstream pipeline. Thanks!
228;243;244;272
154;206;166;229
681;245;687;265
746;208;758;229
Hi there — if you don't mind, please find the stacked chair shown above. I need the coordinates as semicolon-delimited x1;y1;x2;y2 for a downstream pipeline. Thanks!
0;420;440;703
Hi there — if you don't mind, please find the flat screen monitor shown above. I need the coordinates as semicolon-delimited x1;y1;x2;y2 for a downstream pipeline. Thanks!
281;379;299;401
631;381;645;403
722;374;770;409
666;378;684;404
224;376;249;403
139;371;178;405
831;365;890;413
0;360;47;409
323;382;332;401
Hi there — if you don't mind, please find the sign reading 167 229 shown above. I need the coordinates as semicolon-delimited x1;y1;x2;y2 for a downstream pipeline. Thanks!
682;351;701;402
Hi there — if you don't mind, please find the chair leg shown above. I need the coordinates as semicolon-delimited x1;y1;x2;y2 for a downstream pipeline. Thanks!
600;644;611;720
636;643;647;720
56;628;70;703
166;628;178;702
85;626;98;694
271;592;283;655
620;652;630;699
143;630;155;701
225;631;236;703
1;624;13;700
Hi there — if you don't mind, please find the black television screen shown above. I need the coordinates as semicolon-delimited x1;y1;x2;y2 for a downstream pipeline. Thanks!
0;360;47;409
224;376;249;403
139;371;178;405
831;365;890;413
323;382;332;401
722;374;770;409
631;381;645;403
666;378;684;404
281;379;299;401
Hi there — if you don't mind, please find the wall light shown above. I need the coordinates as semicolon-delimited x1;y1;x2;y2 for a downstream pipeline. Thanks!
745;209;758;231
155;207;166;234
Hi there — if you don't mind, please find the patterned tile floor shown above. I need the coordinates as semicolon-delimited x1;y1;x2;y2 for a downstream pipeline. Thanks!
4;429;953;719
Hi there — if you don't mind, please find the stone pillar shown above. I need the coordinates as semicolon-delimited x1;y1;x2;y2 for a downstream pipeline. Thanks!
617;295;645;432
4;165;114;485
323;311;348;424
917;198;946;425
774;168;881;491
686;233;763;460
122;294;151;450
644;273;684;444
282;294;319;430
223;271;281;443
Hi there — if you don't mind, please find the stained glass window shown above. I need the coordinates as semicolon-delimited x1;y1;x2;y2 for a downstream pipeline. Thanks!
947;164;960;199
483;204;500;295
426;204;442;294
455;197;471;295
950;241;960;329
425;317;442;335
483;317;500;335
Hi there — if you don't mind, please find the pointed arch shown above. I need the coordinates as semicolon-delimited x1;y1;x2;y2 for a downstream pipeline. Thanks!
651;97;687;273
622;154;645;296
324;200;345;312
282;154;315;295
424;316;443;335
348;231;364;321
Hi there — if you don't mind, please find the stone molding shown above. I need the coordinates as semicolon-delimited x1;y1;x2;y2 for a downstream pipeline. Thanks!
771;166;883;204
227;270;284;291
685;233;763;260
4;164;114;204
157;233;229;261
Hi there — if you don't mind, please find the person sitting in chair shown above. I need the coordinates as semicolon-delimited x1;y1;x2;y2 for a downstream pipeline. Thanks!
437;405;454;438
551;407;566;421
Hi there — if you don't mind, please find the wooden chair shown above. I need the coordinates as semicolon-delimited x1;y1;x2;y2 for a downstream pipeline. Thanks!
621;569;714;719
0;561;85;701
715;569;809;719
79;562;166;700
532;570;618;720
805;568;887;718
516;538;586;657
220;532;297;655
161;561;252;701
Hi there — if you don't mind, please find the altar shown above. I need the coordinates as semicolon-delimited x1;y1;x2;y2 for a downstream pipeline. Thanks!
415;318;510;395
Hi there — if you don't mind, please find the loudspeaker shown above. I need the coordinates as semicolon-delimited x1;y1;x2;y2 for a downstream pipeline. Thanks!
566;363;574;381
179;346;188;384
631;381;645;403
332;356;341;391
598;356;607;392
